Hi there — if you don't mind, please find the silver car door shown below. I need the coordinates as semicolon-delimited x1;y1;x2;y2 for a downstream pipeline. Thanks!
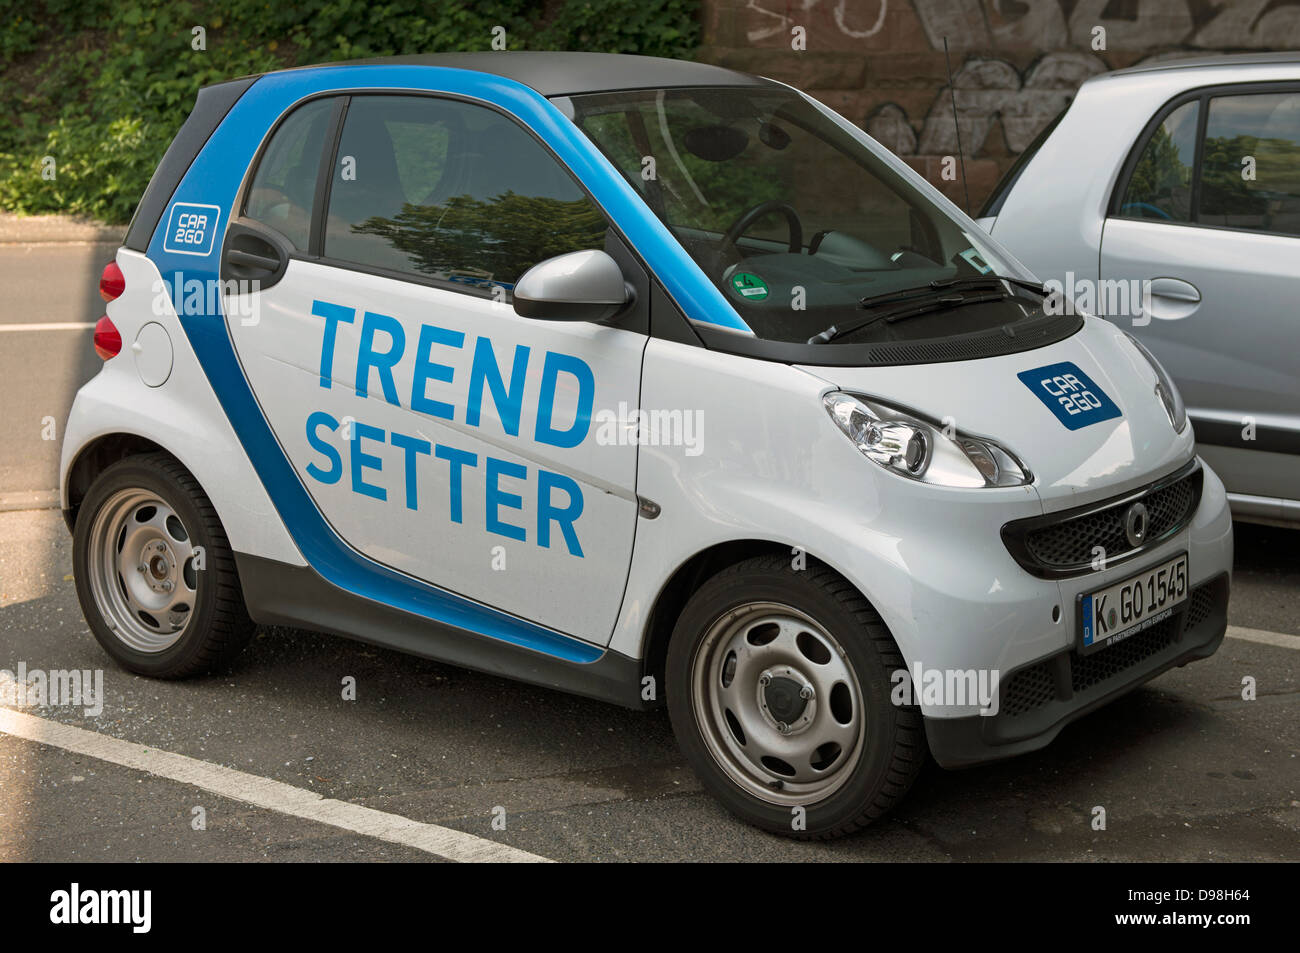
1101;85;1300;519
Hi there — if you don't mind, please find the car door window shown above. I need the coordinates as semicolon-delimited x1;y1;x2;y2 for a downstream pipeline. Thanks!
1198;92;1300;236
324;95;609;295
1118;100;1199;223
244;97;334;250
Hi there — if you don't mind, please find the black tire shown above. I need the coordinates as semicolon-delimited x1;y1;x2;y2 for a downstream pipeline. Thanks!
72;452;255;678
666;554;924;838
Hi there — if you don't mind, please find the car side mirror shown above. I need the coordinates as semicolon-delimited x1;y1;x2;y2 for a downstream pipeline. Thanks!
512;249;630;323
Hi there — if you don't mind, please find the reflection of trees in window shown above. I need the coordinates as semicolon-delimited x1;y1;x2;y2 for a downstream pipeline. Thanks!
353;192;607;287
1125;125;1190;218
1199;134;1300;222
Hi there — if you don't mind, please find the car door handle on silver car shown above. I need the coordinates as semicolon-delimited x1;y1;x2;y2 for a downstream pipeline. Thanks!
1143;276;1201;321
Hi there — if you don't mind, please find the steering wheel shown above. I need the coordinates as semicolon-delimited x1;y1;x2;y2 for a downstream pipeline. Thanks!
716;200;803;274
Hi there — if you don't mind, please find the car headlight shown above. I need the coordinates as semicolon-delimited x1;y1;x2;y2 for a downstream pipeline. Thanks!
823;393;1031;488
1124;332;1187;433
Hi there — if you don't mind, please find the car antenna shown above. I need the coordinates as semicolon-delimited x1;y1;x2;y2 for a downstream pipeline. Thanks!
943;36;972;216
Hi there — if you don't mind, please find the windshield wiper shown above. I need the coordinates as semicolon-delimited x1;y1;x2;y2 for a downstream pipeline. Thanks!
806;275;1044;345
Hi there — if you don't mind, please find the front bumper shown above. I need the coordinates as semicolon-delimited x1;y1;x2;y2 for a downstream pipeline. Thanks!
925;571;1228;768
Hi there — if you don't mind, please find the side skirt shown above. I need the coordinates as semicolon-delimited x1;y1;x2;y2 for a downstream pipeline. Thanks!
234;553;650;710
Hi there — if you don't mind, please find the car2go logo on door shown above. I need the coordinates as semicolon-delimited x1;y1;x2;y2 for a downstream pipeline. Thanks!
1017;361;1121;430
162;202;221;257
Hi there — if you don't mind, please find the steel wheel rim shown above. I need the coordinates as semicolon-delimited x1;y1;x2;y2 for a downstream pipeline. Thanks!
690;601;865;806
86;488;200;653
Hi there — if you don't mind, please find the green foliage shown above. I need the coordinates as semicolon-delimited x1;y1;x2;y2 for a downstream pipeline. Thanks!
0;0;700;222
1123;125;1192;220
356;192;608;284
1201;133;1300;217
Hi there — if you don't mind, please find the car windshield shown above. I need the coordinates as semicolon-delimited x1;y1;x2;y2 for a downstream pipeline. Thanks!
566;85;1041;345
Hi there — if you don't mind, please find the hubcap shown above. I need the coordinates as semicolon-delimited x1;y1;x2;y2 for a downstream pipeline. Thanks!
85;489;200;653
690;602;864;805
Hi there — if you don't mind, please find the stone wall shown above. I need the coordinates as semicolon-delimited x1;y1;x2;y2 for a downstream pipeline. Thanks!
698;0;1300;211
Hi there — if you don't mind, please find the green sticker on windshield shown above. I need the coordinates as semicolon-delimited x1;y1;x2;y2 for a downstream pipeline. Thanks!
729;271;769;301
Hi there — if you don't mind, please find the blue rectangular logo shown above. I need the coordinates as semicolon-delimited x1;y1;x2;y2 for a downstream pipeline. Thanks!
1081;595;1096;647
162;202;221;257
1017;361;1121;431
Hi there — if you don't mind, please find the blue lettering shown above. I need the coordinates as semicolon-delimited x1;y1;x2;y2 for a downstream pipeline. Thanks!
411;323;465;421
534;351;594;448
305;411;342;484
435;444;477;524
467;337;529;436
390;431;431;511
351;422;387;501
485;456;527;541
355;311;405;406
537;470;584;557
312;300;355;389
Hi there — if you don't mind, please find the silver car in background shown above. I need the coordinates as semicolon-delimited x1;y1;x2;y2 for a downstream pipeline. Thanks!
979;53;1300;527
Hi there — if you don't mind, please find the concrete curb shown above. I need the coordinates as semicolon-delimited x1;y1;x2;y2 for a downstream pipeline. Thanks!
0;490;61;512
0;212;124;245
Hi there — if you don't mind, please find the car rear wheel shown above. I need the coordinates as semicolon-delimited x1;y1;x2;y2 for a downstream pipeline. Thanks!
666;554;924;838
73;452;255;678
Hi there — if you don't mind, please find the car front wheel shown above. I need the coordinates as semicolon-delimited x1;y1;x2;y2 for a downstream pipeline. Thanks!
666;554;924;838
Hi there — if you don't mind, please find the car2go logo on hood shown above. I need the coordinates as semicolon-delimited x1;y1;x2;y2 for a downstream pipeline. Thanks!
1017;361;1121;431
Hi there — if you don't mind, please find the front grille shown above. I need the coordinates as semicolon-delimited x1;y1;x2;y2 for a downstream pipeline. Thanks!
1002;461;1203;578
1184;584;1216;631
1071;617;1178;692
1001;578;1223;718
1002;663;1056;717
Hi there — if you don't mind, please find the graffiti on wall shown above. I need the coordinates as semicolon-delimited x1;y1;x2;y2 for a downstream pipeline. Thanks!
745;1;889;42
911;52;1105;154
742;0;1300;49
714;0;1300;203
913;0;1300;51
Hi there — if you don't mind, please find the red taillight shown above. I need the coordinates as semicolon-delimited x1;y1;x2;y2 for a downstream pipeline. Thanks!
99;261;125;302
94;316;122;360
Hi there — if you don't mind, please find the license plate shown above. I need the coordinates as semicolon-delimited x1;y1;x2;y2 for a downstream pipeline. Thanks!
1078;553;1189;654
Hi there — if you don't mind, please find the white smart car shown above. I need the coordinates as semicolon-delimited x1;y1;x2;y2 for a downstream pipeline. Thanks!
64;53;1232;838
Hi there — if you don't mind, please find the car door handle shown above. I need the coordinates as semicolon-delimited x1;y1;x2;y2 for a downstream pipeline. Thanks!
1148;277;1200;303
226;248;280;271
221;222;290;289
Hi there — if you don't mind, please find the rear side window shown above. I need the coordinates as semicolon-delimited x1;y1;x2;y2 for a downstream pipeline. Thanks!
244;98;334;250
323;95;609;293
1198;92;1300;236
1118;99;1199;223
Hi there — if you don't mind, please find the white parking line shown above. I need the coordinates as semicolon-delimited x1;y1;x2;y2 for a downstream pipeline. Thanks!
1226;625;1300;651
0;322;96;332
0;706;552;863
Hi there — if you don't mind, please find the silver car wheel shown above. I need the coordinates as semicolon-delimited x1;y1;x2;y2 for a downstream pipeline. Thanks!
690;601;865;806
85;488;200;653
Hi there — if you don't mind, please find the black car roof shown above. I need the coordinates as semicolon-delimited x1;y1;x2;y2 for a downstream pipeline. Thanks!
276;51;772;97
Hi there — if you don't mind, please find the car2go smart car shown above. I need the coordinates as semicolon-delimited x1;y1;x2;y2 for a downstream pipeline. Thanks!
64;52;1232;838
